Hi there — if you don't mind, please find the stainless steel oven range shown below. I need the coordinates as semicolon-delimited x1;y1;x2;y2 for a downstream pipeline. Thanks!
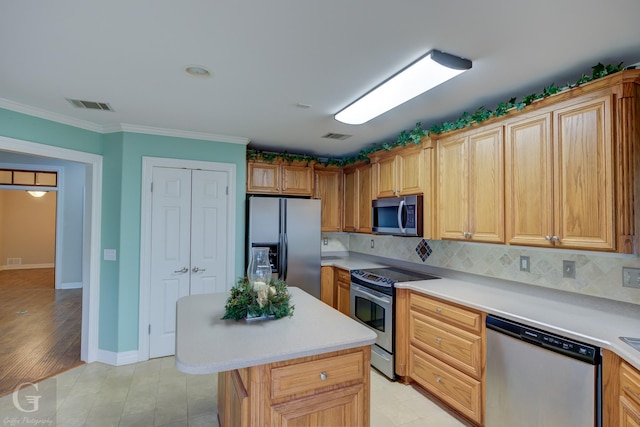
350;267;440;379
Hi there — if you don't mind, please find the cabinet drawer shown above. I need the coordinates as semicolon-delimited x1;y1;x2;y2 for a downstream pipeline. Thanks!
621;361;640;407
336;268;350;283
410;345;481;424
410;292;482;333
410;311;482;379
271;351;364;400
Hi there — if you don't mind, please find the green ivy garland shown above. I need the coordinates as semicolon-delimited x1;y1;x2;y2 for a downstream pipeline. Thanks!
248;62;632;166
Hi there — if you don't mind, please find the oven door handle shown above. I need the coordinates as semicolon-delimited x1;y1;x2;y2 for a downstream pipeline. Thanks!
352;284;392;305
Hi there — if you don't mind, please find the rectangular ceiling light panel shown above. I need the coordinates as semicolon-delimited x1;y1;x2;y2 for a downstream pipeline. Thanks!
335;50;471;125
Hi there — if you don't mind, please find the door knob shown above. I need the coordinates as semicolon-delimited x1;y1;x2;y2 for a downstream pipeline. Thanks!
192;266;206;273
173;267;188;274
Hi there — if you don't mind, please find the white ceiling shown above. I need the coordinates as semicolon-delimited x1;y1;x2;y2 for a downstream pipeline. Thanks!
1;1;640;158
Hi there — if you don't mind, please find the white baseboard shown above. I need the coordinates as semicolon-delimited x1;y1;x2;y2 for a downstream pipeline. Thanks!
58;281;82;290
0;263;55;271
97;349;140;366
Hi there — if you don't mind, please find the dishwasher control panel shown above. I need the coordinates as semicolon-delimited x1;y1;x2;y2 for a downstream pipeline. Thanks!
487;315;600;364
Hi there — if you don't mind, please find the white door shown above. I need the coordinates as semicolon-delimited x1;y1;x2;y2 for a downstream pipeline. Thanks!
149;167;228;358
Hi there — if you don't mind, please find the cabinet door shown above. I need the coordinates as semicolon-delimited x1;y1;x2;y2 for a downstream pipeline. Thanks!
320;266;335;307
270;384;365;427
376;156;398;198
505;113;554;247
218;370;249;427
336;281;350;317
315;169;342;232
554;95;614;250
342;168;358;232
247;162;280;193
437;135;468;240
357;164;373;233
398;148;424;196
281;164;313;195
620;396;640;427
468;126;504;243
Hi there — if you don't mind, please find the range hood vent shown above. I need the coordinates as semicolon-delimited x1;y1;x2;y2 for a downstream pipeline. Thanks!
322;133;351;141
66;98;114;111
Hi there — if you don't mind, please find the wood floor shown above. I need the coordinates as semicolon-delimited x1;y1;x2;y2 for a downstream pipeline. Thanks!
0;268;83;397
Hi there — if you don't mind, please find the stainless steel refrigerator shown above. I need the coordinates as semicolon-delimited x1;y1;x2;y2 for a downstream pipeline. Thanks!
246;196;321;298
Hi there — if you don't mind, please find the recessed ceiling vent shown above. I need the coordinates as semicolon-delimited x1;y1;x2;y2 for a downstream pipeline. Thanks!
322;133;351;141
66;98;114;112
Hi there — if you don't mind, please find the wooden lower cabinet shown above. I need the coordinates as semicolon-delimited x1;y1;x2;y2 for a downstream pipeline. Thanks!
396;289;485;426
335;268;351;316
409;345;482;423
218;347;370;427
320;266;335;307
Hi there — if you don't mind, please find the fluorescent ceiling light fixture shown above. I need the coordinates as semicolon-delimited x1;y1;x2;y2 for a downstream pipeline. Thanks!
335;50;472;125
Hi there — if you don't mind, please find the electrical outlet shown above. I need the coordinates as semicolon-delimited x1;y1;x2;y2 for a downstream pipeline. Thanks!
371;239;375;249
563;260;576;279
323;237;328;246
622;267;640;289
520;256;530;272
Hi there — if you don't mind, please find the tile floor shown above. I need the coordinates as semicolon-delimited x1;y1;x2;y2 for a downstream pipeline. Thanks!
0;357;468;426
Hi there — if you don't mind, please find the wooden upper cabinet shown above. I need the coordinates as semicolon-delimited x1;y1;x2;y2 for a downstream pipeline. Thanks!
371;144;424;198
437;125;504;243
314;167;342;232
554;94;614;250
342;163;372;233
247;161;313;195
357;164;373;233
505;92;614;251
505;113;553;247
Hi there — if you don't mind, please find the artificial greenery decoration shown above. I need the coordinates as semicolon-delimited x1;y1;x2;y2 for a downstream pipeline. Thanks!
247;61;633;166
222;277;294;321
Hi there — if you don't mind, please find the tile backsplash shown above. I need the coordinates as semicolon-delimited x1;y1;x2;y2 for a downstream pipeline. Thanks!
322;232;640;305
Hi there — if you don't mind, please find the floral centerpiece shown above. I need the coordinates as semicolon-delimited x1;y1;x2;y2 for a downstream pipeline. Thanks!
221;277;294;321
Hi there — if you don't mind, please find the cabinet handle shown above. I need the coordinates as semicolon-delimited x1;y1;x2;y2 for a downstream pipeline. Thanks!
192;267;206;273
545;235;551;241
174;267;188;274
435;307;442;314
435;337;442;344
320;372;327;381
551;235;560;242
436;376;442;383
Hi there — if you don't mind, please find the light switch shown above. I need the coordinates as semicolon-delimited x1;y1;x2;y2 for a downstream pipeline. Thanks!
104;249;117;261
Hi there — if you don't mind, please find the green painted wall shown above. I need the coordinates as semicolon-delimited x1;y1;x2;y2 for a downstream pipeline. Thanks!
0;108;247;354
115;132;247;352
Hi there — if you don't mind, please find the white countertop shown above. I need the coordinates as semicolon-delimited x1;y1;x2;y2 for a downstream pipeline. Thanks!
322;253;640;369
321;255;387;270
396;277;640;370
175;287;377;374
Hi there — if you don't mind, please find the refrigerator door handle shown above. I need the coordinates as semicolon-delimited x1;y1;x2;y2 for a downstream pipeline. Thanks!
283;233;288;281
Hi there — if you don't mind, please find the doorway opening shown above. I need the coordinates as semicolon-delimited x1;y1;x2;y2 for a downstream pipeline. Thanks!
0;136;102;375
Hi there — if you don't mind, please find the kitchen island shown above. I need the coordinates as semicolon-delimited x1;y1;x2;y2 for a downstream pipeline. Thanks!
175;287;377;427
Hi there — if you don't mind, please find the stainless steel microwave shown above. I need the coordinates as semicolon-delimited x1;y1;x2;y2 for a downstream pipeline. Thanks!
372;195;423;236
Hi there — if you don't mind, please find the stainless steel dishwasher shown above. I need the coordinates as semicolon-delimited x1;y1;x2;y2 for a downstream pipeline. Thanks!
486;315;601;427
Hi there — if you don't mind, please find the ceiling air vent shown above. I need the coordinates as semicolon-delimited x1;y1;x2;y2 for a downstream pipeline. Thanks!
322;133;351;141
66;98;114;112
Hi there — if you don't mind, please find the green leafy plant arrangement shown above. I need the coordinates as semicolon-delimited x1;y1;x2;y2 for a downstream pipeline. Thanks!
222;277;294;321
247;62;632;166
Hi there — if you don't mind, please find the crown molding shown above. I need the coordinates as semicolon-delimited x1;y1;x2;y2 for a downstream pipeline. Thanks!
0;98;251;145
0;98;104;132
115;123;250;145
